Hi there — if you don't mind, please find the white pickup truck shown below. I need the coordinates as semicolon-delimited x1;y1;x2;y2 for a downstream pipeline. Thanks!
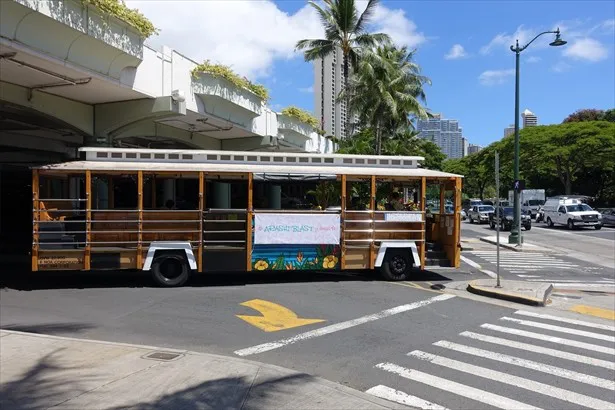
543;198;602;230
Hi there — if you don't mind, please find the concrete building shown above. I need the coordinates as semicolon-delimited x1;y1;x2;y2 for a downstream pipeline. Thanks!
0;0;332;257
461;137;469;157
314;48;359;140
504;125;515;137
522;109;538;128
416;114;464;159
467;144;483;155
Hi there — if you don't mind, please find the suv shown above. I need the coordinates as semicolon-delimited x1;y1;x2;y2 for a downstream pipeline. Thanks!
489;206;531;231
468;204;495;224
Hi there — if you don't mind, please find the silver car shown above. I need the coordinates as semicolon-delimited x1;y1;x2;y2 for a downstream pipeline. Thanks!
468;205;495;224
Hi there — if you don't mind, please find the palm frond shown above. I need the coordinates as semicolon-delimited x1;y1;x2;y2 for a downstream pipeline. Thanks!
354;0;380;33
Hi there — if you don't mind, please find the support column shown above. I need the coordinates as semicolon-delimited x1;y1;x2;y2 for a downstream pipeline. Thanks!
267;185;281;210
212;182;231;209
420;177;426;270
163;179;175;206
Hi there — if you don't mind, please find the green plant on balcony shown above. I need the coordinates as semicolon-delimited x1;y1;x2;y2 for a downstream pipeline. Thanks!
191;60;270;101
80;0;158;38
281;106;320;129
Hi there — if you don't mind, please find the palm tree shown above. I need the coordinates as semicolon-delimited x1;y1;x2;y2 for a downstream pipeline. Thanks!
295;0;390;138
347;44;431;154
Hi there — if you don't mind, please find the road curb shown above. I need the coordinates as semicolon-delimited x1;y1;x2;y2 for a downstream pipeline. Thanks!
0;329;398;409
478;236;553;253
467;280;552;307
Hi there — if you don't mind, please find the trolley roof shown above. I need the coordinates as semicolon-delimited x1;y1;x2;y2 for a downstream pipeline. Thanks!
35;147;463;178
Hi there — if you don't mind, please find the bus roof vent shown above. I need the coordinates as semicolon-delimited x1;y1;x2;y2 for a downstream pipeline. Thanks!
79;148;425;169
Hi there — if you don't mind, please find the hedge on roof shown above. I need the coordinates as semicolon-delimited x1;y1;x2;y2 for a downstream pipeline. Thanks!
281;106;319;129
80;0;158;38
191;60;269;101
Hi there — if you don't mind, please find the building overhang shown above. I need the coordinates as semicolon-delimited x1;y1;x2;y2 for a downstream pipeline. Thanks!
277;114;314;140
1;0;145;81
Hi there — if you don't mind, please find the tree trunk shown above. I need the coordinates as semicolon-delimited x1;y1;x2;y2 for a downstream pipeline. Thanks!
375;122;382;155
565;175;572;195
343;54;351;140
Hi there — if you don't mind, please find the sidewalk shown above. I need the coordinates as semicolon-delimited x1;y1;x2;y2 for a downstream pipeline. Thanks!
479;236;554;253
0;330;405;410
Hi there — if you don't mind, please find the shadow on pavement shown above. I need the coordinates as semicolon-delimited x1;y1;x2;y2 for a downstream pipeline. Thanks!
0;350;314;410
0;349;96;410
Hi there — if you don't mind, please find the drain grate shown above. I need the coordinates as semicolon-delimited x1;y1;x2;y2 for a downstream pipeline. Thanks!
143;351;183;361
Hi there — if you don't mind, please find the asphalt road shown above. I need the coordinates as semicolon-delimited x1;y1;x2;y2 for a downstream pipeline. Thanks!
2;263;614;409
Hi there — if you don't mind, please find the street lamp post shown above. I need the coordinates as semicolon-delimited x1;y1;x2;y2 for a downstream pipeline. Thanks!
508;29;566;245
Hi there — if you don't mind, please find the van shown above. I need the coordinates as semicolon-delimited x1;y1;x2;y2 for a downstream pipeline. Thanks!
543;198;602;230
462;198;482;213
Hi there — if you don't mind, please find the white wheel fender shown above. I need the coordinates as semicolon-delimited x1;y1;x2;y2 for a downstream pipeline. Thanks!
375;241;420;268
143;241;197;271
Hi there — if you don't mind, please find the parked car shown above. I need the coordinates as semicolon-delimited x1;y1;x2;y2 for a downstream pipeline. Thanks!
597;208;615;226
468;204;495;224
489;206;531;231
543;198;602;230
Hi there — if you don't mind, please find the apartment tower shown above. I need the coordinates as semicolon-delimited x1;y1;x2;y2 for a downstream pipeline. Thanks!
314;48;359;140
522;109;538;128
416;114;464;159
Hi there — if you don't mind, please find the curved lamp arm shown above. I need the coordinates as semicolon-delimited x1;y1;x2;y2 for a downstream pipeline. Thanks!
510;29;560;53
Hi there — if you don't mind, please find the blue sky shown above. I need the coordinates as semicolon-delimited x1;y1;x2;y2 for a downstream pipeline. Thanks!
129;0;614;147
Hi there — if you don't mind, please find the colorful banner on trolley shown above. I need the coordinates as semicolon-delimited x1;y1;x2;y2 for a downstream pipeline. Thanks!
254;213;341;245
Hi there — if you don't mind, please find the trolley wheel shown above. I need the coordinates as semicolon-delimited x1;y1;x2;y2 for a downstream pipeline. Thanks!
151;251;190;287
380;249;413;281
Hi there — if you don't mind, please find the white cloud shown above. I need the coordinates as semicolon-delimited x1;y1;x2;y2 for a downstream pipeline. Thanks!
526;56;541;63
478;69;515;86
552;61;572;73
563;38;609;62
444;44;467;60
299;86;314;93
126;0;426;80
480;25;536;55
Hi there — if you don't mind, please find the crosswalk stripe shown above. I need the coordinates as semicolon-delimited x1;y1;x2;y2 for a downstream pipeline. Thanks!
500;317;615;342
516;274;542;277
552;283;615;288
432;340;615;390
408;350;615;409
365;385;449;410
527;279;614;283
481;324;615;355
515;310;615;332
460;331;615;370
375;362;540;410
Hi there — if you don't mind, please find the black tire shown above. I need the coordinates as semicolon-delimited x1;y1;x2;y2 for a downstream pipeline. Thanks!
380;249;413;281
490;221;495;229
151;251;190;287
525;224;531;231
469;216;473;224
547;217;554;227
567;219;575;230
595;224;602;230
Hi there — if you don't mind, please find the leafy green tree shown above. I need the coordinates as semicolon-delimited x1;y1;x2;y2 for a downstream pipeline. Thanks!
603;108;615;122
345;44;430;153
563;109;605;123
295;0;390;135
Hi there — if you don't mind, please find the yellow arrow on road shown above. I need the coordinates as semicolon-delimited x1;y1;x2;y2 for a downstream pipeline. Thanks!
236;299;325;332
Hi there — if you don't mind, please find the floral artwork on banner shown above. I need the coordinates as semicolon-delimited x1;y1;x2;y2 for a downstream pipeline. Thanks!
251;244;340;271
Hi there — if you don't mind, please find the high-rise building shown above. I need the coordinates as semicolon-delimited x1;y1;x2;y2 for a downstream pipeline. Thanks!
467;144;483;155
522;109;537;128
504;124;515;137
461;137;469;157
416;114;464;159
314;48;359;140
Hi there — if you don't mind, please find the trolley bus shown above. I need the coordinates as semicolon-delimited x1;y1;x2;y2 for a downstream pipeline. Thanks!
32;147;463;286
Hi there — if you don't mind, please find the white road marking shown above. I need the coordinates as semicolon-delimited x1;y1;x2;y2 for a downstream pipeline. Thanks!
481;324;615;355
408;350;615;409
365;385;449;410
515;310;615;332
500;317;615;342
460;331;615;370
552;283;615;288
460;255;496;278
515;274;542;277
527;279;614;283
233;294;455;356
432;340;615;390
374;362;540;410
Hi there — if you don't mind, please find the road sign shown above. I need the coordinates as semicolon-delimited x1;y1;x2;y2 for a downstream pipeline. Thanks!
236;299;325;332
513;179;525;192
